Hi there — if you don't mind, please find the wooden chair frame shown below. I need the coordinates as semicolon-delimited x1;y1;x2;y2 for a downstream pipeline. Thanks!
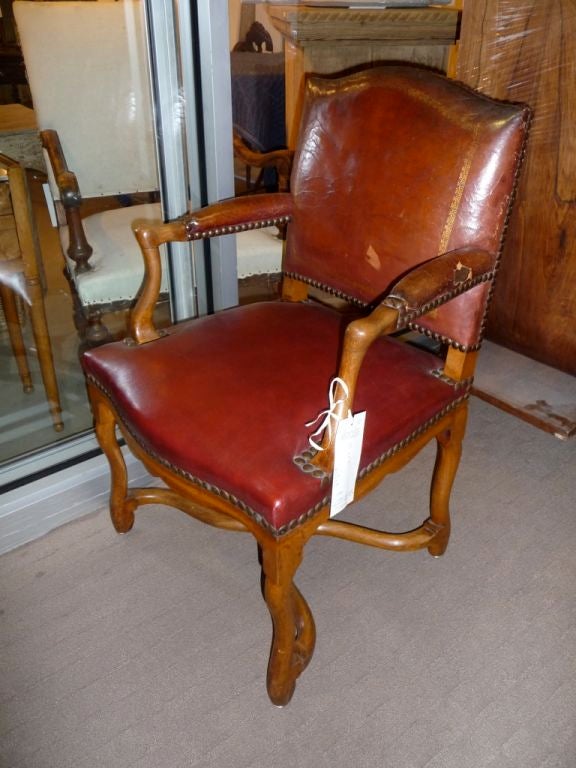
39;129;161;345
88;198;499;705
84;66;530;705
41;128;292;341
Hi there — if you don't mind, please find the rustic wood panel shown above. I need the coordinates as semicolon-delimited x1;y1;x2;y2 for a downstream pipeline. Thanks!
457;0;576;375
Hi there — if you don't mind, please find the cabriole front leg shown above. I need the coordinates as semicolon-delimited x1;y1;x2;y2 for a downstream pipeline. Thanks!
88;384;137;533
260;537;315;706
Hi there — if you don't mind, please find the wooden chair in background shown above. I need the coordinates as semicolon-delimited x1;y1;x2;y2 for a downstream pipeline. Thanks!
14;0;163;346
14;0;289;343
82;66;530;705
0;154;63;432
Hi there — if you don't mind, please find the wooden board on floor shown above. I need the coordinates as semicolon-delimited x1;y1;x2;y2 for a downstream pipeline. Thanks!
473;341;576;441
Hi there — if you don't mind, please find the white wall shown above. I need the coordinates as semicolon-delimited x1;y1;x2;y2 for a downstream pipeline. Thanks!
229;0;241;47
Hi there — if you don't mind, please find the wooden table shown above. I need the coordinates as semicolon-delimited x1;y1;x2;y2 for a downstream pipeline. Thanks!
0;104;45;172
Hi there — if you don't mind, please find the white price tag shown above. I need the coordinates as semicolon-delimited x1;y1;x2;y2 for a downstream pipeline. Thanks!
330;410;366;518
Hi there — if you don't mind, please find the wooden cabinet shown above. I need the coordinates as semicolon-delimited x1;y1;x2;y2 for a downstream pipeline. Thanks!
268;5;461;146
457;0;576;376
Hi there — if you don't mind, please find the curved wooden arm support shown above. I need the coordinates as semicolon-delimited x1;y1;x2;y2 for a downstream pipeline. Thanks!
311;303;400;470
127;240;166;345
313;248;493;470
40;129;93;273
129;194;294;344
233;132;293;192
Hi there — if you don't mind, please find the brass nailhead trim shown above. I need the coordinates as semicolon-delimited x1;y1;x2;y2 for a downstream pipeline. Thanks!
392;270;495;352
282;271;369;308
185;216;291;241
476;110;533;348
403;270;495;323
88;367;467;538
406;322;481;352
284;268;495;351
431;369;474;390
293;448;329;480
289;394;468;533
356;395;468;481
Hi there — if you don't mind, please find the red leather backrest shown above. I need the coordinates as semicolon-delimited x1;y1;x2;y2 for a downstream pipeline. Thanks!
284;66;530;348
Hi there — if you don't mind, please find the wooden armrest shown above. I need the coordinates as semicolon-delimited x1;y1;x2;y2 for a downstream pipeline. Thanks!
342;246;493;394
184;193;293;240
133;193;292;252
129;192;293;344
41;130;82;207
383;247;495;328
312;247;494;468
41;129;93;272
55;170;82;210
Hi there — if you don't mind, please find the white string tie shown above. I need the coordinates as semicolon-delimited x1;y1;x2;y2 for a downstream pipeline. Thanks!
305;377;350;452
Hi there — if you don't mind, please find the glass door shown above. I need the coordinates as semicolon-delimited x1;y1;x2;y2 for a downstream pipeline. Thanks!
0;0;238;487
146;0;238;318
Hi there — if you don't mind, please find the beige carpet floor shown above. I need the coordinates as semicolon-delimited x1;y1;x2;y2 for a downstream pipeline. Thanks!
1;397;575;768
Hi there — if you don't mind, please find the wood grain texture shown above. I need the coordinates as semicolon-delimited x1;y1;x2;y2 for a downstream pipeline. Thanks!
457;0;576;375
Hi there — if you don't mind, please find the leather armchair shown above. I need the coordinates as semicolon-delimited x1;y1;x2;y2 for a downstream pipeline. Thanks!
82;65;530;705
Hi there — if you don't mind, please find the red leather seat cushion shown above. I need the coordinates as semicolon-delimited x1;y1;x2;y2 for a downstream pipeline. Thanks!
83;302;465;534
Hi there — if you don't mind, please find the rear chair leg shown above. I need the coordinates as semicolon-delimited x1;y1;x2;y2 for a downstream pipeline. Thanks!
89;385;137;533
427;405;468;557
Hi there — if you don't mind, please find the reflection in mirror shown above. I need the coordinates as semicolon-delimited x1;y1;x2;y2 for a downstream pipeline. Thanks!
0;151;93;464
1;1;164;468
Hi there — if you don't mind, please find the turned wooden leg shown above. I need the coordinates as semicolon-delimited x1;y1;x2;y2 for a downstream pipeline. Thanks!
260;537;315;706
27;278;64;431
1;286;33;393
84;310;112;346
89;385;136;533
64;267;112;347
427;404;468;557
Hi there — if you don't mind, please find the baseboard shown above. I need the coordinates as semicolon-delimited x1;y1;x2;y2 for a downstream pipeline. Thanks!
0;449;152;556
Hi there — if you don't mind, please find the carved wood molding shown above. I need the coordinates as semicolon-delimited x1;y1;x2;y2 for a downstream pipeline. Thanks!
268;6;460;45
